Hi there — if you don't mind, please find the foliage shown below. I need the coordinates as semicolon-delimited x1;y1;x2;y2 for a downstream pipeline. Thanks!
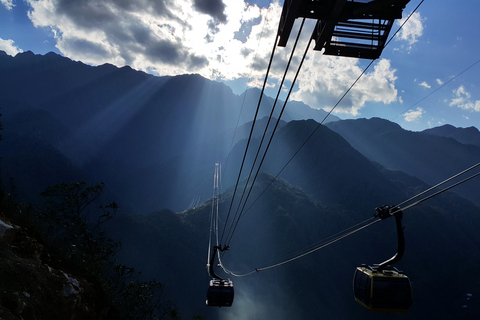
33;181;179;320
39;181;118;277
108;264;179;320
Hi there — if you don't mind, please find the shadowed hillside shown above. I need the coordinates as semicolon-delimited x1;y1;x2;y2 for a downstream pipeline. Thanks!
1;51;480;319
326;117;480;206
422;124;480;147
108;171;480;319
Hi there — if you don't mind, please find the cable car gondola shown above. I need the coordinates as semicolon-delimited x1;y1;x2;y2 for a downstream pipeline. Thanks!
354;265;412;312
206;245;234;307
206;279;234;307
353;206;412;312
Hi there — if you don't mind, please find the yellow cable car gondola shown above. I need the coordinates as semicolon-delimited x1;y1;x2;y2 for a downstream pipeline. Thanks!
353;206;412;312
354;265;412;312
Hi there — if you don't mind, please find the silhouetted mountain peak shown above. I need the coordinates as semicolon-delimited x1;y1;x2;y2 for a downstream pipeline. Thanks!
17;50;35;57
240;87;262;97
423;124;480;147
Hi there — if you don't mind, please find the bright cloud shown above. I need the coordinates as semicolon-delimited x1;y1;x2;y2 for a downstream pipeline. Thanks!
25;0;282;80
24;0;402;116
404;107;424;122
436;78;444;85
0;0;14;10
292;57;398;116
0;38;23;56
450;85;480;112
419;81;430;89
396;11;424;51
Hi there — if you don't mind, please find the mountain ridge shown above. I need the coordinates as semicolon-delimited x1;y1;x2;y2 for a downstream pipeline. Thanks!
422;124;480;147
326;117;480;206
1;50;480;319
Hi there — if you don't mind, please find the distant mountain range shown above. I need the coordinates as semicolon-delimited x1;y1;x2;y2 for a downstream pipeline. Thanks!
1;51;480;319
326;117;480;206
0;50;338;213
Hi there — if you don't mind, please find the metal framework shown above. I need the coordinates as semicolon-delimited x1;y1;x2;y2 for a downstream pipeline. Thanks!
278;0;411;59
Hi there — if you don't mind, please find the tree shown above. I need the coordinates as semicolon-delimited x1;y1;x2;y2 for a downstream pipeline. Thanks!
39;181;179;319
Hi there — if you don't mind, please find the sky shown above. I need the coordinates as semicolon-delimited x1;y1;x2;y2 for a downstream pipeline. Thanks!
1;0;479;132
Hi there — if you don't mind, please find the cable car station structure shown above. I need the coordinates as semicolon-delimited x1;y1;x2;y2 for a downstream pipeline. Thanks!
278;0;411;59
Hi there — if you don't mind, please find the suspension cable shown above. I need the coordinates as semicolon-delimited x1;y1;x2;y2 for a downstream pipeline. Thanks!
393;57;480;124
219;161;480;277
226;34;316;246
231;0;426;223
224;19;308;246
220;0;428;270
223;0;275;180
220;32;280;245
207;163;222;274
238;59;374;222
395;162;480;209
399;170;480;213
255;217;380;273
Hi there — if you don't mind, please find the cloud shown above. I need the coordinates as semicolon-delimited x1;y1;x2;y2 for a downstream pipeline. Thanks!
0;0;14;10
395;11;424;51
25;0;283;78
436;78;444;85
193;0;227;23
23;0;401;114
404;107;424;122
449;85;480;112
292;58;398;116
419;81;430;89
0;38;23;56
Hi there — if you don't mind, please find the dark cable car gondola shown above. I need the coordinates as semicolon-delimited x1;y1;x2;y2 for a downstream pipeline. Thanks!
206;245;234;307
207;279;234;307
353;206;412;312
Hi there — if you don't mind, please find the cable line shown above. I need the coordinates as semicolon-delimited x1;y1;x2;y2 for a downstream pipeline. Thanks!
223;0;275;180
225;33;315;246
221;216;381;277
232;0;426;223
219;161;480;277
384;0;424;49
395;161;480;209
239;59;374;221
220;31;280;245
207;163;222;272
393;57;480;123
399;170;480;213
255;217;380;273
224;19;308;246
220;0;427;271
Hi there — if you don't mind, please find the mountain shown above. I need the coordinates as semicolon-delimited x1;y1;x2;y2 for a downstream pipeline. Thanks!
326;117;480;206
108;171;480;319
0;51;340;213
224;119;406;214
238;88;341;124
423;124;480;147
2;51;480;319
